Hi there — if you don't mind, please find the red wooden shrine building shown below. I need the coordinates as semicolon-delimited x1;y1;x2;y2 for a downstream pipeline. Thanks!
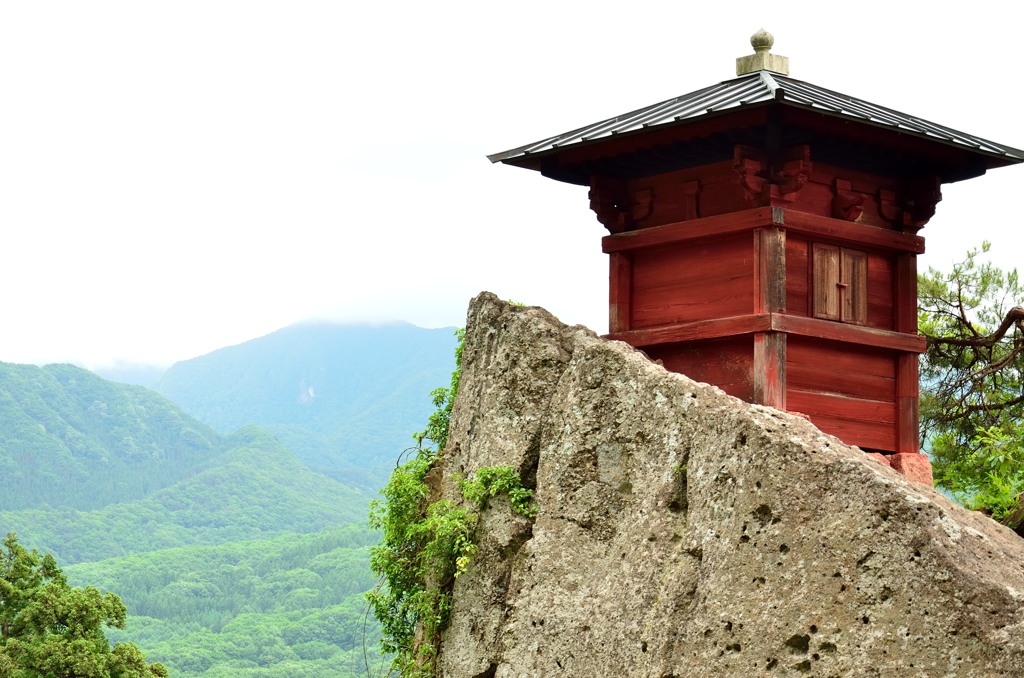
489;31;1024;483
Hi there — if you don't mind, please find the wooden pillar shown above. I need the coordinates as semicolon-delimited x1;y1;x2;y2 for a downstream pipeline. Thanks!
609;252;632;333
753;226;786;409
895;253;920;453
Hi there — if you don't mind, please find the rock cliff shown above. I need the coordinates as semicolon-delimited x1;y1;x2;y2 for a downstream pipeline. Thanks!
433;293;1024;677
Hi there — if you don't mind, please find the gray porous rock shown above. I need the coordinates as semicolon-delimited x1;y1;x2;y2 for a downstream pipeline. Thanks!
434;292;1024;678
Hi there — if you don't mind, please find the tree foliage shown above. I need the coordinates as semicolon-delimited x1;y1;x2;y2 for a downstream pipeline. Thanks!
0;533;166;677
919;243;1024;526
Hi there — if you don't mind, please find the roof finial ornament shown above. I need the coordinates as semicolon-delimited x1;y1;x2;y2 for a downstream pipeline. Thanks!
736;29;789;77
751;28;774;53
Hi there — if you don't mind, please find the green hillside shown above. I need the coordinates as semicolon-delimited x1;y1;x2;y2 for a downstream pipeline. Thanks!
155;322;458;488
0;427;370;565
0;361;224;510
64;527;381;676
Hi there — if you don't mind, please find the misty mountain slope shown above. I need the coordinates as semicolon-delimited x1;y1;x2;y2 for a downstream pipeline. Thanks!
155;322;459;485
0;361;225;510
0;426;371;565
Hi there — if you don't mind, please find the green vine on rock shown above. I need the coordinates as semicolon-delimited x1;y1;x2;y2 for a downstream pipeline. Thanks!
368;327;536;677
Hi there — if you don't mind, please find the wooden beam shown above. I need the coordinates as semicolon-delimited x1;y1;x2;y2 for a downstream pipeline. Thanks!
771;315;926;353
606;314;772;347
609;312;925;353
780;210;925;254
602;208;777;253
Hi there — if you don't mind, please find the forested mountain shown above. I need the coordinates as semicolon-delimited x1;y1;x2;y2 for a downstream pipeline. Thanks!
156;322;458;488
0;362;224;510
0;427;369;565
0;322;458;674
0;357;397;673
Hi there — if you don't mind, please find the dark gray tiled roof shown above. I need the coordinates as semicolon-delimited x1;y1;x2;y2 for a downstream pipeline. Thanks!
488;71;1024;165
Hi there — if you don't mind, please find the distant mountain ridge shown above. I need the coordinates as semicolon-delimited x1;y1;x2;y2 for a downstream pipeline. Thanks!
155;321;459;488
0;361;224;511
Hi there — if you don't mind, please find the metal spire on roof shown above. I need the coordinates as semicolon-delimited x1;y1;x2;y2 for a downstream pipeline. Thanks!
736;29;789;76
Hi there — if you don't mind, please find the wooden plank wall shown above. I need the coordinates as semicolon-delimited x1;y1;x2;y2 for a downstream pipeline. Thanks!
630;233;754;329
646;337;755;402
786;336;898;451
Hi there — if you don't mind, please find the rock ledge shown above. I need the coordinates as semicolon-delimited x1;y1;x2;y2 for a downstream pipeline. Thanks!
435;293;1024;677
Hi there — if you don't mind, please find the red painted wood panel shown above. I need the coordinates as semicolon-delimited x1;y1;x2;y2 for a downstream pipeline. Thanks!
786;236;810;317
786;337;898;452
629;166;710;228
788;388;897;450
793;410;898;451
647;337;754;402
866;253;894;331
787;362;895;401
630;234;754;328
788;389;896;423
788;337;896;383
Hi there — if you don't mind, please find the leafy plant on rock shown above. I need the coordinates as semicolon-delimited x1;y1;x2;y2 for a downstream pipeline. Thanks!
368;328;536;676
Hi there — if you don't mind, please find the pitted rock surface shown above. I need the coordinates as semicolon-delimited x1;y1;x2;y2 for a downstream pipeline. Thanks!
434;292;1024;677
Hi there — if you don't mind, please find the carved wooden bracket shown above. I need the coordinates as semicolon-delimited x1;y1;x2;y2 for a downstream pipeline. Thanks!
734;145;768;207
832;178;865;221
771;145;812;203
879;188;916;230
589;177;632;233
904;178;942;232
632;188;654;223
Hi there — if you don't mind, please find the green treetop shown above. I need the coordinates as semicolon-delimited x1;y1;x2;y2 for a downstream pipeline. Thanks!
919;244;1024;530
0;533;166;678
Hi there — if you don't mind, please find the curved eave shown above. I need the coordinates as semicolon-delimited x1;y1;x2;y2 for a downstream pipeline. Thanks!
489;99;775;173
488;73;1024;180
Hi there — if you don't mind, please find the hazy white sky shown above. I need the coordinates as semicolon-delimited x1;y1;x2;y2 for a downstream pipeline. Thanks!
1;1;1021;369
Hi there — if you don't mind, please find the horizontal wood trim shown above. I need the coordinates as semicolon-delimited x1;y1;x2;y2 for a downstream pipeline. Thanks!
607;314;771;347
772;315;925;353
780;210;925;254
610;313;924;353
602;208;778;253
602;207;923;254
